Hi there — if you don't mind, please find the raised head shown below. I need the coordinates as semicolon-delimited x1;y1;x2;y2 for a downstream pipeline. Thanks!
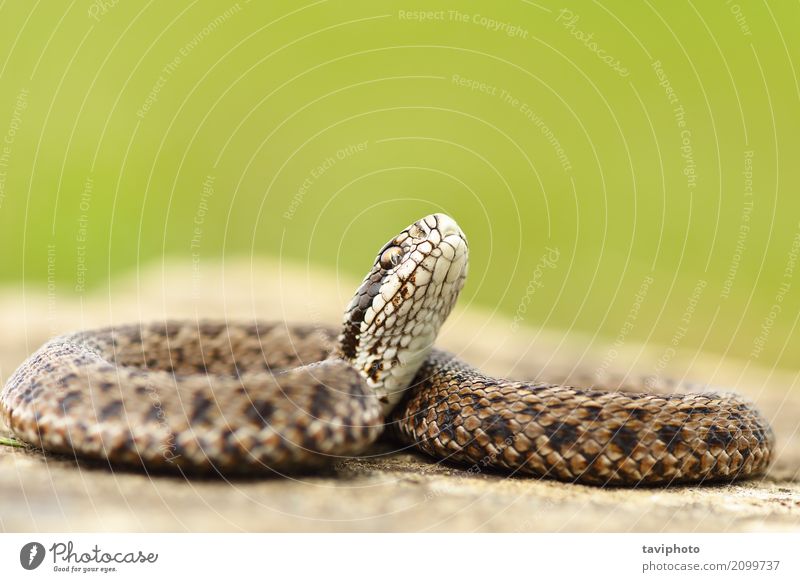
336;213;468;412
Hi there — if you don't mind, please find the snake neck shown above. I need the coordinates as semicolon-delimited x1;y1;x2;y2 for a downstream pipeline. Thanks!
333;214;469;415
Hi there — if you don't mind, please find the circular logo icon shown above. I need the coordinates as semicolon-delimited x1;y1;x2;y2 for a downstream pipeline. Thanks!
20;542;46;570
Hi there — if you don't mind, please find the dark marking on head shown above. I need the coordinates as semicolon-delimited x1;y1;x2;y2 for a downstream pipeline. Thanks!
338;319;361;360
339;268;387;359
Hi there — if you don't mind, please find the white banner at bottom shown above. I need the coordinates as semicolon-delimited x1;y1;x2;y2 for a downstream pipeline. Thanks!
1;533;797;581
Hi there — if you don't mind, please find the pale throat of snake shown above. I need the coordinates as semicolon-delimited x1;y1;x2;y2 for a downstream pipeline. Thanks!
334;213;469;413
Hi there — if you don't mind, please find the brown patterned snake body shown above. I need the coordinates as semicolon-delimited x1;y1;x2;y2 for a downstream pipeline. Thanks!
1;214;773;485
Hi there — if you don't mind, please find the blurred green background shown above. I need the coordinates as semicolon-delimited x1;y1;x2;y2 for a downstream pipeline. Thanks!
0;1;797;368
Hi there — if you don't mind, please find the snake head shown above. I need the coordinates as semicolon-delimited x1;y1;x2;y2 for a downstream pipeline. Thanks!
336;213;469;413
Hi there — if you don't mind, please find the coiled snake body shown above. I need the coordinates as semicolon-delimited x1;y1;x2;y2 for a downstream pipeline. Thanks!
1;214;773;485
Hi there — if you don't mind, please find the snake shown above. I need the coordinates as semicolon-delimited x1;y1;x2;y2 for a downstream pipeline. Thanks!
0;214;774;486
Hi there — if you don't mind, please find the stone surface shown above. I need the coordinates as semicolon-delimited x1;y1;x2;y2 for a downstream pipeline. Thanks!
1;260;798;532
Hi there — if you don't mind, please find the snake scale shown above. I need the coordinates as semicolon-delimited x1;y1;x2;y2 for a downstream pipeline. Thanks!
1;214;774;485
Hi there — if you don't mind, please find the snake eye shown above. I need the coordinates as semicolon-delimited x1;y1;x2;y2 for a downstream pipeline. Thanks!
379;246;403;270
